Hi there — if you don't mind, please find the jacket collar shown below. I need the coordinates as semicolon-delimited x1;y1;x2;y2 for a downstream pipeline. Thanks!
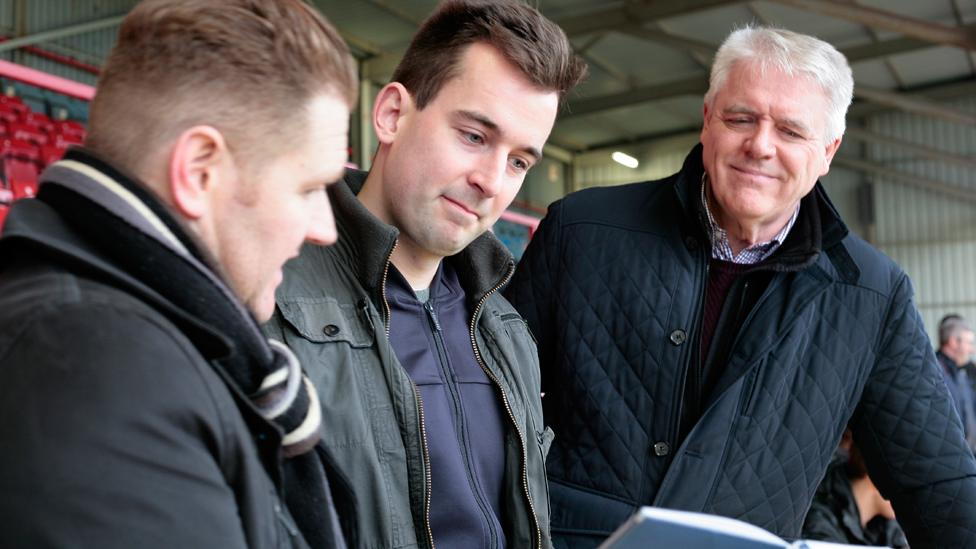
331;169;515;304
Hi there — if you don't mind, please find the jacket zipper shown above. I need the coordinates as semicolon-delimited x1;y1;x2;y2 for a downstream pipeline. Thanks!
380;242;436;549
424;301;500;547
468;264;542;549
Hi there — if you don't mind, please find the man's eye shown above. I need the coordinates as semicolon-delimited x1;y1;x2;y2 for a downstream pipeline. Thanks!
509;157;529;172
462;131;484;145
725;117;752;126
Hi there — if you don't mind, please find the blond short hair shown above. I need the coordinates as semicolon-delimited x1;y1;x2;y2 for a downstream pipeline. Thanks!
86;0;357;174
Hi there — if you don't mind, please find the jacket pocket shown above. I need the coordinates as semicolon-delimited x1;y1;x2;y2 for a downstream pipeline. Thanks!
277;297;374;348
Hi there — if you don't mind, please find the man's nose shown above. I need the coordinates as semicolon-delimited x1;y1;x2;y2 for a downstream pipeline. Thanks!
468;152;506;198
743;123;776;159
306;195;337;246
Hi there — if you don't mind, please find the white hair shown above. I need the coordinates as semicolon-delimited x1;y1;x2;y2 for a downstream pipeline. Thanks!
704;25;854;144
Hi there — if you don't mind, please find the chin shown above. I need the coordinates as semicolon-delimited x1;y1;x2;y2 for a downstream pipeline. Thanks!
247;295;275;323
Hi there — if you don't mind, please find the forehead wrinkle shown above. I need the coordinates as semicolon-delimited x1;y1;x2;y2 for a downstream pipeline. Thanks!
454;109;542;161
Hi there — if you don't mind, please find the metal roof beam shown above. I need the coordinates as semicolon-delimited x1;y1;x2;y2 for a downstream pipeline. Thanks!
558;0;741;37
563;32;964;118
843;126;976;170
854;84;976;125
848;79;976;118
361;0;739;80
0;15;125;53
562;76;707;119
765;0;976;50
615;24;717;59
832;156;976;203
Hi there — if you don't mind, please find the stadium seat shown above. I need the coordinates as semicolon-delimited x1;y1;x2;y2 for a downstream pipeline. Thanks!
40;142;68;168
0;203;8;234
2;138;40;199
0;95;28;116
8;121;48;147
53;119;85;139
22;111;54;133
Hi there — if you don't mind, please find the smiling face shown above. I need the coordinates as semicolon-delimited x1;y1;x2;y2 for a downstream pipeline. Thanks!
364;42;559;267
700;60;842;237
213;92;349;321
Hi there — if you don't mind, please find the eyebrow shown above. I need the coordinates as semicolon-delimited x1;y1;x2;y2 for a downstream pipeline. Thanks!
454;109;542;161
723;105;813;136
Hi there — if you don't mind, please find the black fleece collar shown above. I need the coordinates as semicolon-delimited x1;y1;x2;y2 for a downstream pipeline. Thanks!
332;169;515;305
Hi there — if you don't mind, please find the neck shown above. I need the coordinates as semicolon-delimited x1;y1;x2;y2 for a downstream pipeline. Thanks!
704;183;794;255
390;239;441;290
941;347;964;367
849;475;893;527
357;156;440;289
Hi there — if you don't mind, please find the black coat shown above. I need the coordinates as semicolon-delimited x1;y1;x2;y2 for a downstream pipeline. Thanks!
802;459;907;548
0;154;310;548
505;145;976;548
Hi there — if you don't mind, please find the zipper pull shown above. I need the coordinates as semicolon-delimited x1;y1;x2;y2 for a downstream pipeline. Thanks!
423;301;442;332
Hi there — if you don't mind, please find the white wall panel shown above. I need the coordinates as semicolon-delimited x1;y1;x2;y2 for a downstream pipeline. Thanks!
867;96;976;345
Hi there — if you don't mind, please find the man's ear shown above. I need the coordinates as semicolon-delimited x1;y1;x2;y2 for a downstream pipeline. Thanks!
168;125;229;220
700;102;711;138
820;136;843;177
373;82;412;145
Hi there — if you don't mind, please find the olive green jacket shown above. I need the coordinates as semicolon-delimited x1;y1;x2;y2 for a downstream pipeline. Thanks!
264;171;552;549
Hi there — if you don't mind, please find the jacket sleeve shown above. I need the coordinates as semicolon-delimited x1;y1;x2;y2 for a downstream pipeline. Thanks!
852;273;976;548
503;200;564;392
0;302;252;549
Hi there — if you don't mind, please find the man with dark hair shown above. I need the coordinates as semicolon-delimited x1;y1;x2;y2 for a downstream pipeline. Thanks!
506;25;976;548
802;430;908;548
936;314;976;450
0;1;356;547
263;1;586;547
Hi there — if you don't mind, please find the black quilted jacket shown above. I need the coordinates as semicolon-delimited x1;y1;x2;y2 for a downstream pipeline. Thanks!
505;145;976;549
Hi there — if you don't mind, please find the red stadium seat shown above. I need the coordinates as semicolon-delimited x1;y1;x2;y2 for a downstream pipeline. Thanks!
8;121;48;147
40;142;68;167
7;161;38;199
2;138;40;199
2;138;40;161
21;111;54;133
53;119;85;140
51;131;83;147
0;203;8;234
0;96;28;116
0;109;18;125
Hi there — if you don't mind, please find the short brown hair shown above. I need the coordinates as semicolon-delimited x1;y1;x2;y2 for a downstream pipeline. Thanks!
391;0;586;110
86;0;357;174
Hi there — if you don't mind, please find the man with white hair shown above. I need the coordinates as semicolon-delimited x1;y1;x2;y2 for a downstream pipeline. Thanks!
506;26;976;548
936;315;976;450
